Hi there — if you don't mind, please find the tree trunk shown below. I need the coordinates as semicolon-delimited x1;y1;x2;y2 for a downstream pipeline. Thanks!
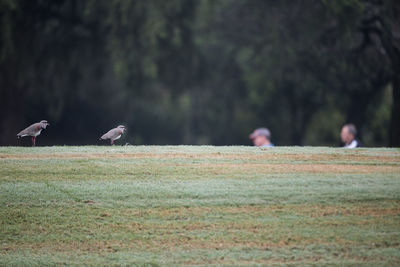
389;73;400;147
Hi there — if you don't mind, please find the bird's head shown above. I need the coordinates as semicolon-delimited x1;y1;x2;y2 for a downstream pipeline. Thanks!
40;120;50;129
117;125;126;133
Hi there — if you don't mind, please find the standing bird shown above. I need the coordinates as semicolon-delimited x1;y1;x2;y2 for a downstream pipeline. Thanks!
100;125;126;145
17;120;50;146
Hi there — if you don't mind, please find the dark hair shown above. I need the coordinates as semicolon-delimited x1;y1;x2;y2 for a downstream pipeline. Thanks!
344;123;357;136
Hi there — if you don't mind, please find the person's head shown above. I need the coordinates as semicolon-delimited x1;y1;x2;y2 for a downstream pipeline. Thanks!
341;123;357;145
249;127;271;147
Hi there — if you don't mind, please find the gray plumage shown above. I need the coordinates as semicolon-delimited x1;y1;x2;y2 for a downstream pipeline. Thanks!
100;125;126;145
17;120;49;146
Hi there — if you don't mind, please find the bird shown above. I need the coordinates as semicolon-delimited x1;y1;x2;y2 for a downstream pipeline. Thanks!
100;125;126;145
17;120;50;146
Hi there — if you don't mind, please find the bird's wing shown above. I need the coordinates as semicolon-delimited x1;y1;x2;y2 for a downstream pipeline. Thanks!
101;128;118;140
17;123;40;136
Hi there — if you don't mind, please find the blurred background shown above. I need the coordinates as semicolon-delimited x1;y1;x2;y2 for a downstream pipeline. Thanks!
0;0;399;146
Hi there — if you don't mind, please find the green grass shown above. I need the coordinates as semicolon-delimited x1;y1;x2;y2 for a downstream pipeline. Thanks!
1;146;399;266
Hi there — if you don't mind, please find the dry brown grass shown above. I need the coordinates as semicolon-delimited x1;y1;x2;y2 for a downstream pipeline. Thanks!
1;152;399;163
2;152;398;176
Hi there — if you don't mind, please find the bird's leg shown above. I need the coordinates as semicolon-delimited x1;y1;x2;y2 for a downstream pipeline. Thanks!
111;140;114;145
32;136;36;147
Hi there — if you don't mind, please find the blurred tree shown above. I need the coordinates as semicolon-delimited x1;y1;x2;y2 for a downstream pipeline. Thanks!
356;0;400;146
0;0;397;146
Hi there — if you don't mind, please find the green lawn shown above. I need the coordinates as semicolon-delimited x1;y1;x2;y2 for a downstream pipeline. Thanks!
1;146;399;266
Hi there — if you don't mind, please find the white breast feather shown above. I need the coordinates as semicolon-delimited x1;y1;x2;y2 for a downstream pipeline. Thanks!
34;130;42;137
112;134;122;141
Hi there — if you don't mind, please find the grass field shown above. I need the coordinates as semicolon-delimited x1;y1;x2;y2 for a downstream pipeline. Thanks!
1;146;399;266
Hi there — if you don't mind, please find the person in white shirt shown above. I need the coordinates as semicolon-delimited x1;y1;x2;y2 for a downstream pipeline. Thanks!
340;123;361;148
249;127;275;147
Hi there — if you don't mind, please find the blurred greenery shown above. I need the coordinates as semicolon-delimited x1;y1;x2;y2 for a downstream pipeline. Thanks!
0;0;399;146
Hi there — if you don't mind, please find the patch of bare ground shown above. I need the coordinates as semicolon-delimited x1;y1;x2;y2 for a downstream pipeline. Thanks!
0;238;343;254
292;205;400;218
1;240;133;253
1;152;399;164
118;204;400;219
185;163;400;174
180;256;390;266
4;154;398;174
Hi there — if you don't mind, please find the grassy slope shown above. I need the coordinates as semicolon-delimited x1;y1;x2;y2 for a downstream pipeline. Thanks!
0;146;399;266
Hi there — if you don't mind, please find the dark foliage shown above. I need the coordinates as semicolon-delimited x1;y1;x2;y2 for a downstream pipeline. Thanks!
0;0;398;146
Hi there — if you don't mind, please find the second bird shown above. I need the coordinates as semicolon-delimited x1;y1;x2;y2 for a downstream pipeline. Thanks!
100;125;126;145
